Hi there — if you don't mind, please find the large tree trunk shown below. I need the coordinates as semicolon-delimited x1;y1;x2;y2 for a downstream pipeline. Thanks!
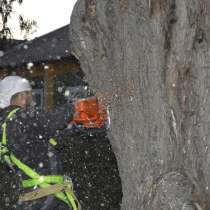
69;0;210;209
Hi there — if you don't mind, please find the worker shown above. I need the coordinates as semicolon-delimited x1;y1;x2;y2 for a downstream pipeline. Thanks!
0;76;80;210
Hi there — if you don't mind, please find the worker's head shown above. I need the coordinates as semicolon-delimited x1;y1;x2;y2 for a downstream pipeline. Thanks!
0;76;32;109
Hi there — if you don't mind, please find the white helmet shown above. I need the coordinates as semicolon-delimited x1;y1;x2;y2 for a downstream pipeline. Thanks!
0;76;32;108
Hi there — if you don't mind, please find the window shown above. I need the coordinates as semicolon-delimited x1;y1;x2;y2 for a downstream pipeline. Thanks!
32;89;43;109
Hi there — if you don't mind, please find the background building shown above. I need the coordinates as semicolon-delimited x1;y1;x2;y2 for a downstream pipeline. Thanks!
0;25;86;111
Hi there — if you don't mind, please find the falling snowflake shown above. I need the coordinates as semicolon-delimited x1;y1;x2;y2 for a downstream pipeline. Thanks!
44;65;49;70
23;44;29;50
64;90;70;97
58;87;63;93
0;50;4;57
38;162;44;168
27;62;34;69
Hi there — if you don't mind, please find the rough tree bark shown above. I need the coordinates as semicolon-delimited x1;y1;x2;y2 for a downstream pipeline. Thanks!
69;0;210;209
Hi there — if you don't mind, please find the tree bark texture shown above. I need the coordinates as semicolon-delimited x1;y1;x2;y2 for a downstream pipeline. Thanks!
69;0;210;209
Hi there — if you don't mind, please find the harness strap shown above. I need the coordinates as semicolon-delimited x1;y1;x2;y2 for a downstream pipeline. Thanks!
10;154;78;208
2;108;20;145
21;182;81;210
0;147;8;156
22;175;64;188
10;148;79;210
19;183;70;201
19;181;82;210
0;108;20;162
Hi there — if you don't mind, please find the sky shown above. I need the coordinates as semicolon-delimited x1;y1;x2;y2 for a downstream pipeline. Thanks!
10;0;77;40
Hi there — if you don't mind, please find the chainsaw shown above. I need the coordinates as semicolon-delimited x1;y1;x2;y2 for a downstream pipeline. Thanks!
71;96;109;131
64;85;110;132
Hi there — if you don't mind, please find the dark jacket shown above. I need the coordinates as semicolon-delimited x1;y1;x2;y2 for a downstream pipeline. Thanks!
57;130;123;210
0;105;73;210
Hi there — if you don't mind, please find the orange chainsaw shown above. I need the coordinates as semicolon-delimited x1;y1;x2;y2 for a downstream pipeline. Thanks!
72;96;109;129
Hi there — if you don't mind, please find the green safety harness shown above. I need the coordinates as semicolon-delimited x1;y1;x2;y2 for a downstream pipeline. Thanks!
0;108;81;210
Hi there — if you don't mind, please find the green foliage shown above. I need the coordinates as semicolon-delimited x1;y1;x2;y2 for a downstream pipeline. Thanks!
0;0;37;39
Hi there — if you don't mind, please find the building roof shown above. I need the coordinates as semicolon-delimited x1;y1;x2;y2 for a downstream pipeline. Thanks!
0;39;24;52
0;25;76;69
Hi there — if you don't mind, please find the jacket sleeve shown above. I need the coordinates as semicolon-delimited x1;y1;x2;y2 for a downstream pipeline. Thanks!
17;105;74;142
